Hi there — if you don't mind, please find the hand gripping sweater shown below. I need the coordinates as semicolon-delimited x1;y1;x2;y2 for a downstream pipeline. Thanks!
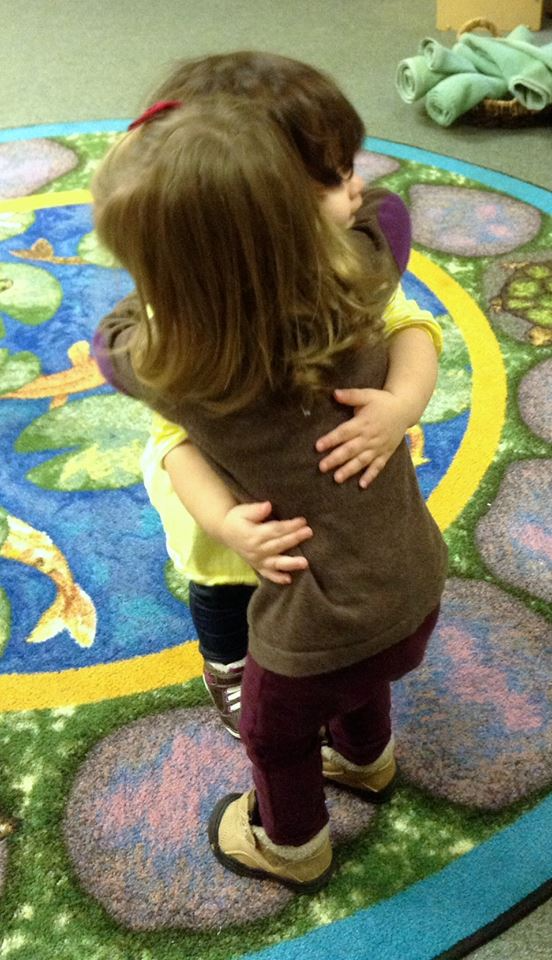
94;188;448;677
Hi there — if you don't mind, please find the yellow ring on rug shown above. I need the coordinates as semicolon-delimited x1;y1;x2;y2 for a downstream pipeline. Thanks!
411;249;507;531
0;644;203;712
0;189;92;213
0;193;506;709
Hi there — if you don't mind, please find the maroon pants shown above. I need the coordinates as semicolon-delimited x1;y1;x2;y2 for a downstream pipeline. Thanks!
240;607;439;846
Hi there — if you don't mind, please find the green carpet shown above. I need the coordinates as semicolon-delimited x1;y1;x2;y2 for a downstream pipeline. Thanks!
0;123;550;960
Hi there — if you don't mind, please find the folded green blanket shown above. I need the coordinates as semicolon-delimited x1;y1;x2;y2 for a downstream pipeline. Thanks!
510;59;552;110
395;55;446;102
419;38;477;75
458;34;520;78
425;73;509;127
501;32;552;110
397;25;552;123
506;38;552;70
459;28;552;109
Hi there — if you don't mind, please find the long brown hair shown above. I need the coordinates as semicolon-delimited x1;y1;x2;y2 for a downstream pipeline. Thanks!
93;98;394;415
148;51;364;187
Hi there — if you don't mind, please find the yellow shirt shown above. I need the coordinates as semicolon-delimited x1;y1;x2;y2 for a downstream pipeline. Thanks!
142;284;442;585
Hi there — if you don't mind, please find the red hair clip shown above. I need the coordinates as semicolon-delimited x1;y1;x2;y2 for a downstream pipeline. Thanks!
128;100;182;131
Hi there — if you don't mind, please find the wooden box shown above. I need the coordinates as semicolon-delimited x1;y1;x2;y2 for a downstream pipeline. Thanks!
436;0;545;33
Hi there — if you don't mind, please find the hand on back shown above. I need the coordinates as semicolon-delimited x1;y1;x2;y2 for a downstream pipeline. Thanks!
316;387;411;488
220;501;312;585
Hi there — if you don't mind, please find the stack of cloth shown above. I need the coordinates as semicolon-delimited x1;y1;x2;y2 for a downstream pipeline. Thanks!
395;25;552;126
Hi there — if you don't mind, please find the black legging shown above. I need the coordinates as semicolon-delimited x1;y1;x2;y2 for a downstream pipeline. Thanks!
188;582;256;664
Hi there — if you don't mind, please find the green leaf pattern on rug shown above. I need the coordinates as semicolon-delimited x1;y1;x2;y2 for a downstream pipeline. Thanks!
0;586;11;657
0;210;36;242
423;313;471;423
0;348;41;394
0;508;8;549
0;262;62;325
165;560;190;606
0;512;11;657
501;261;552;328
15;394;151;490
78;229;121;268
48;131;122;192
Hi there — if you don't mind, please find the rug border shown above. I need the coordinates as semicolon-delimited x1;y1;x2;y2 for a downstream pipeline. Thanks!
435;878;552;960
0;120;550;213
367;136;552;213
243;795;552;960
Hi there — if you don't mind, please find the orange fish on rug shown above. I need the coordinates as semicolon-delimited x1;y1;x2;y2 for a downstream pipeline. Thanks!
11;237;86;266
1;341;105;408
0;510;96;648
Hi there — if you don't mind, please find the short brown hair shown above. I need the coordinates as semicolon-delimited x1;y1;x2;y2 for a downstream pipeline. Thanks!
149;51;364;187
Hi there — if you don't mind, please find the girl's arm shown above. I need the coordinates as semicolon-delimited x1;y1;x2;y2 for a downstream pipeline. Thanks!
316;191;441;487
94;298;312;583
316;325;438;487
164;441;312;585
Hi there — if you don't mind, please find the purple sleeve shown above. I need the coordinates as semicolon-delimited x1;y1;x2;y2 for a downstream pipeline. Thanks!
351;188;412;279
92;329;130;395
376;193;411;276
91;291;144;397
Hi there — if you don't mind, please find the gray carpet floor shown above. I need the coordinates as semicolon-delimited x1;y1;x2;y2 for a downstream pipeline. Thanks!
1;0;551;187
1;0;550;955
466;898;552;959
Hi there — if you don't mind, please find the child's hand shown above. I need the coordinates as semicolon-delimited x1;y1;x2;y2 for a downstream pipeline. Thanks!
316;388;411;488
220;501;312;585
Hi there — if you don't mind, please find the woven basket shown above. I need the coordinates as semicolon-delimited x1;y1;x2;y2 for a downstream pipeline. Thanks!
458;17;552;126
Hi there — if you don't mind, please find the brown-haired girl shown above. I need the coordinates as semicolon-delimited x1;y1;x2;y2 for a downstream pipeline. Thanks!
93;96;447;891
100;52;443;740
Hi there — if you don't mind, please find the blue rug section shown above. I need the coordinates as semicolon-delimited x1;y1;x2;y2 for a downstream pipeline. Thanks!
0;202;197;673
0;119;130;142
246;795;552;960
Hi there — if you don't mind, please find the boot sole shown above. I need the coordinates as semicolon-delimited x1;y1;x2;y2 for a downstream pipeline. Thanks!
322;770;397;803
208;794;334;894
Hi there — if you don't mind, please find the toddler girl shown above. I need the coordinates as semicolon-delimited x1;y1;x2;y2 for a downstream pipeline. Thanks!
100;52;442;738
93;96;447;891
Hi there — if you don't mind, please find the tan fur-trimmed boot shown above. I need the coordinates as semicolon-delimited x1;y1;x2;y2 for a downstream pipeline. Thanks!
208;790;333;892
322;737;397;802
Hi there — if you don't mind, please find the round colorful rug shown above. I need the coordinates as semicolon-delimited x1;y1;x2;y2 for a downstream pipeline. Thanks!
0;124;550;960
